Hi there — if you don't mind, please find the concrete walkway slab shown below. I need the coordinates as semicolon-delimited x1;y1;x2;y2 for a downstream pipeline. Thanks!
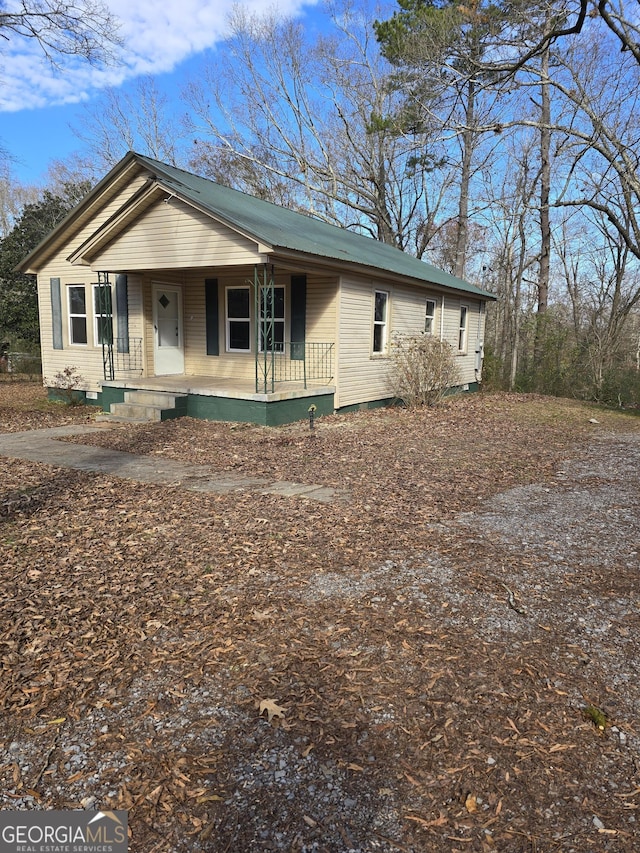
0;425;345;503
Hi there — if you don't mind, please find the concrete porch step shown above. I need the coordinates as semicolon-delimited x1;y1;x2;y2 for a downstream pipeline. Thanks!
105;389;187;423
123;389;185;408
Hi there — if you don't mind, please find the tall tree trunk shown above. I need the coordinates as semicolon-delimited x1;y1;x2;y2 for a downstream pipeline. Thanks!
454;78;475;280
509;219;528;390
534;36;552;378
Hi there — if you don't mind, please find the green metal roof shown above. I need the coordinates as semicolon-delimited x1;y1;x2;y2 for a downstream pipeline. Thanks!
18;151;494;300
136;154;494;300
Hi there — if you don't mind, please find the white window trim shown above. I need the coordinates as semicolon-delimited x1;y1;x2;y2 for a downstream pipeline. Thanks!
225;285;251;353
92;282;113;348
67;284;88;346
425;298;437;335
258;285;286;353
373;289;390;355
458;304;469;353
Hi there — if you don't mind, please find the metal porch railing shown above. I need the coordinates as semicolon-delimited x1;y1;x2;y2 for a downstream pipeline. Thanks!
255;341;334;393
114;338;144;375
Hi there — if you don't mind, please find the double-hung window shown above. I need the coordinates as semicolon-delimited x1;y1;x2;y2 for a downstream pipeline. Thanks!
68;286;88;345
373;290;389;354
226;286;251;352
458;305;468;353
93;283;113;346
259;286;285;352
425;298;436;335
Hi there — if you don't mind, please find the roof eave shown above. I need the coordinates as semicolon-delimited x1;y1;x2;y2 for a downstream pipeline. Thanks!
268;246;497;300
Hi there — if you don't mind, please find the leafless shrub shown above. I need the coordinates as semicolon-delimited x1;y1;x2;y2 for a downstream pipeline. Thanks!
390;333;461;407
44;365;86;405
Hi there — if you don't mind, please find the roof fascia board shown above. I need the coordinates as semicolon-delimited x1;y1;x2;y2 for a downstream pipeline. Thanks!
67;179;162;265
17;152;143;273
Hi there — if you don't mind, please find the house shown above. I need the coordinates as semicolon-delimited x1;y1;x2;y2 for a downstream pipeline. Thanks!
18;152;495;425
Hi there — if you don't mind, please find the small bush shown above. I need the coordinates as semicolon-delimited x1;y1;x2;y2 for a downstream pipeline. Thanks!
44;366;87;406
390;334;462;408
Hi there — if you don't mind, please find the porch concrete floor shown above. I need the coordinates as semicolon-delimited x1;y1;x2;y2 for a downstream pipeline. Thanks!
103;375;335;402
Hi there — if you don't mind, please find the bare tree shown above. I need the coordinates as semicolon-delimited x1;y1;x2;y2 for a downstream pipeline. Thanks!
374;0;506;277
480;0;640;74
71;77;187;173
186;0;440;248
0;162;39;237
481;129;539;388
524;27;640;262
0;0;122;65
557;211;640;400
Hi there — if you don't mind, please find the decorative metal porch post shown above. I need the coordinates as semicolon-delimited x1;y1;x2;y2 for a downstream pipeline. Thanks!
254;264;276;393
97;271;115;381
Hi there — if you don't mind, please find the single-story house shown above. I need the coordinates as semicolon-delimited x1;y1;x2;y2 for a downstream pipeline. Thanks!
18;152;495;425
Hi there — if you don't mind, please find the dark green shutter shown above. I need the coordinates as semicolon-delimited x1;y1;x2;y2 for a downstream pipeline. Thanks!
205;278;219;356
115;274;129;353
50;278;63;350
290;274;306;361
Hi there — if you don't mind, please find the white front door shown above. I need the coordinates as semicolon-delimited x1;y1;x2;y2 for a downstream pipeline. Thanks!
153;284;184;375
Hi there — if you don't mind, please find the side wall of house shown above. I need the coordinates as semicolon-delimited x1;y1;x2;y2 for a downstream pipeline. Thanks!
335;275;486;410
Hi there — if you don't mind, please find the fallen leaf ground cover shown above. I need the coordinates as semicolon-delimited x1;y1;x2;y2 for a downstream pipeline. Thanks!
1;381;640;852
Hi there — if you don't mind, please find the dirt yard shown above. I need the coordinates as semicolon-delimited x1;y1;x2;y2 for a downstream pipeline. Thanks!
1;381;639;852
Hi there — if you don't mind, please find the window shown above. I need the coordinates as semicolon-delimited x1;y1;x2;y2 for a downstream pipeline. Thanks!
68;286;87;345
259;286;285;352
373;290;389;354
425;298;436;335
226;286;251;352
459;305;468;352
93;283;113;346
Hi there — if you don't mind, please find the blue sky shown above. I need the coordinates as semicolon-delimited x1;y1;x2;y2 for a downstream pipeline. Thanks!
1;0;322;186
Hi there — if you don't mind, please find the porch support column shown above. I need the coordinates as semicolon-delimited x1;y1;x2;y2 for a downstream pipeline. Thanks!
97;271;114;381
254;263;275;394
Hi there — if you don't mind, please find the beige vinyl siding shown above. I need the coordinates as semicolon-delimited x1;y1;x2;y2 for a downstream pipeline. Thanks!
38;268;145;391
114;274;145;379
337;277;486;409
178;268;338;381
27;173;151;275
36;175;158;390
336;275;395;410
337;277;449;408
182;270;254;382
89;198;262;271
142;277;157;376
304;273;338;345
389;284;436;335
441;296;484;385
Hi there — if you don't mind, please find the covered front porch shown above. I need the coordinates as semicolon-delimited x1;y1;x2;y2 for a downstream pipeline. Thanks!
97;374;336;426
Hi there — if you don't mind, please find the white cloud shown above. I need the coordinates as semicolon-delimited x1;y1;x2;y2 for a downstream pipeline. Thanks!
0;0;317;112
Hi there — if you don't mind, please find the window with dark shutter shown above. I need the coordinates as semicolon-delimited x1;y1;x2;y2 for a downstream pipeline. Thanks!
205;278;219;356
50;278;63;350
290;274;306;361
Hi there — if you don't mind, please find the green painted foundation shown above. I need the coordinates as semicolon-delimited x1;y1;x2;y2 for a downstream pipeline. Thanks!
47;387;94;406
336;382;480;415
95;386;126;410
58;380;478;425
90;386;335;426
336;396;397;415
185;392;334;426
